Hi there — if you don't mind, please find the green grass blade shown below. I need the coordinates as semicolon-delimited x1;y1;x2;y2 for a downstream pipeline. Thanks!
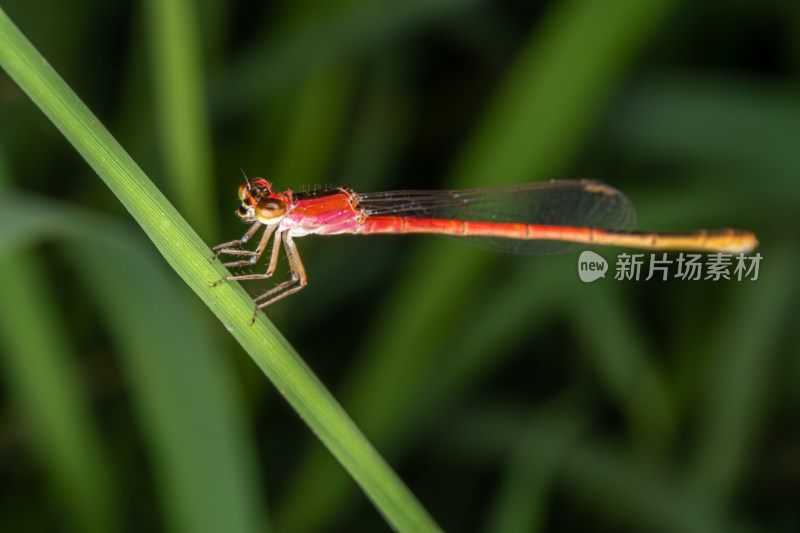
0;255;117;533
0;8;439;532
211;0;484;114
611;76;800;179
482;405;586;533
143;0;217;237
686;244;797;506
446;408;743;533
559;439;738;533
275;61;355;189
567;283;675;450
452;0;677;187
0;167;117;533
0;193;267;533
65;228;268;533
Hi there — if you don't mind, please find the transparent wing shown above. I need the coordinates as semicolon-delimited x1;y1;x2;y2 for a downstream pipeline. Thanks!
356;180;637;253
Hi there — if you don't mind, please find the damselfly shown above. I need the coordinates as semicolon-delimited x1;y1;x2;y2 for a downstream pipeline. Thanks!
212;178;758;322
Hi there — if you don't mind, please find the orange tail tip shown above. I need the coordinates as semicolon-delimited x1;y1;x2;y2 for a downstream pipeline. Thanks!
588;228;759;254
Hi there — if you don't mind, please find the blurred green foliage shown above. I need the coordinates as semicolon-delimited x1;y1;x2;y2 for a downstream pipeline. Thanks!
1;0;798;532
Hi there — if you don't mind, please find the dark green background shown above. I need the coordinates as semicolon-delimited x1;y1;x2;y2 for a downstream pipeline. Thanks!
0;0;798;531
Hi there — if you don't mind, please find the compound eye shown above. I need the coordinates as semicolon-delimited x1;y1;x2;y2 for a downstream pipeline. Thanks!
238;182;249;201
255;198;286;223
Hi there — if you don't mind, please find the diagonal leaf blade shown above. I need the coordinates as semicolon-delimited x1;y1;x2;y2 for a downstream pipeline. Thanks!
0;7;439;532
